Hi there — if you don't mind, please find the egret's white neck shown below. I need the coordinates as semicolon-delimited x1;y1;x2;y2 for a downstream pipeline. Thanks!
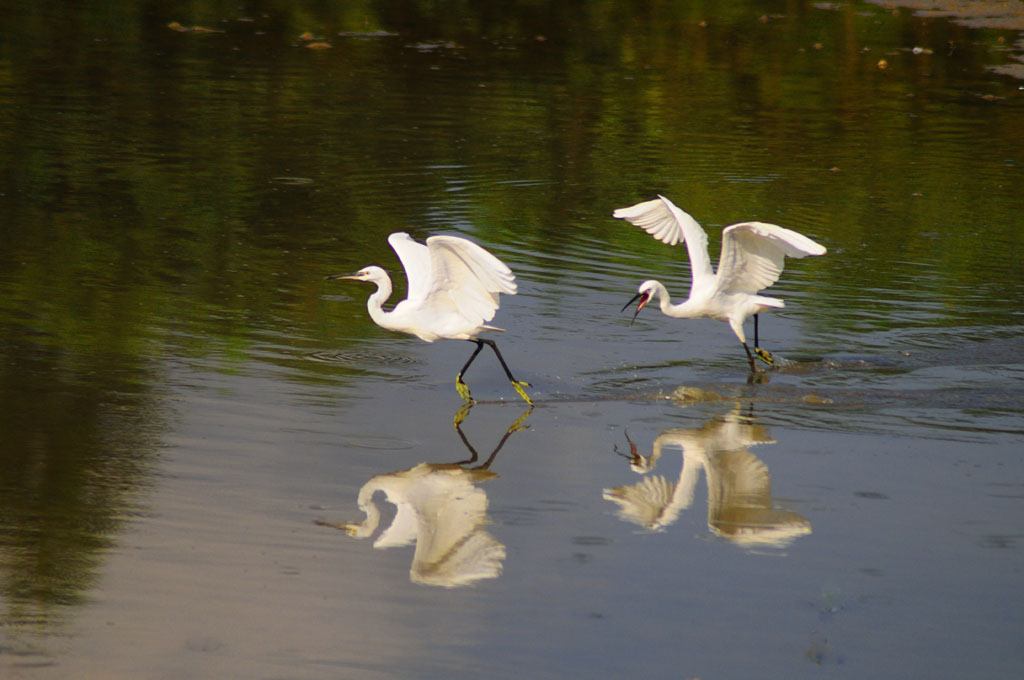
649;281;701;319
365;276;397;330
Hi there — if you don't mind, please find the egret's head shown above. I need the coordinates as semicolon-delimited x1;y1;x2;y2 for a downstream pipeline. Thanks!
325;265;386;283
622;280;657;325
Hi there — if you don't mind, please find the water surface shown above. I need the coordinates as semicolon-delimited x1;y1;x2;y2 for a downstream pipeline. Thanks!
1;1;1022;678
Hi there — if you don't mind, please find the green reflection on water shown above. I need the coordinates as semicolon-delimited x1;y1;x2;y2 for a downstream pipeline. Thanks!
0;0;1021;648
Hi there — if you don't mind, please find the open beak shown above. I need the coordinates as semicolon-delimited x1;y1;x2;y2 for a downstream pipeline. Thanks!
621;291;650;326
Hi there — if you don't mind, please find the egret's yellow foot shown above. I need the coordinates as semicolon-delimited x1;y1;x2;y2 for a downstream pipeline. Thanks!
754;347;774;367
511;381;533;406
456;374;475;404
452;403;473;428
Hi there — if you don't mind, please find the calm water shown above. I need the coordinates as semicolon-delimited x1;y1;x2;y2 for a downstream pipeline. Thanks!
1;1;1023;678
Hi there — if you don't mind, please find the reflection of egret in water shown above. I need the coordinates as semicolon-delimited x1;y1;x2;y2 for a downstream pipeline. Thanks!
603;405;811;548
318;406;530;587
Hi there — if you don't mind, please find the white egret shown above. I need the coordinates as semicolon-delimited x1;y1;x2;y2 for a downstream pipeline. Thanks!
327;232;531;404
615;195;826;371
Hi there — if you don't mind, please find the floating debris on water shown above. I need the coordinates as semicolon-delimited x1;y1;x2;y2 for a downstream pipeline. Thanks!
670;386;721;403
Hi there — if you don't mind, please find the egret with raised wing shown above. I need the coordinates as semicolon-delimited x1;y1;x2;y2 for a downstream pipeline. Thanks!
326;232;531;404
616;195;826;371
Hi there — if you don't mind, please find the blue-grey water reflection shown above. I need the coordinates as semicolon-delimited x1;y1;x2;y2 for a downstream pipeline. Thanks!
2;1;1023;678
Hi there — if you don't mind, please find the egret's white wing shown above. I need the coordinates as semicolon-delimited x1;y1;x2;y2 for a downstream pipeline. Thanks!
426;235;516;295
715;222;826;296
388;232;434;302
613;196;692;246
422;235;516;326
613;195;713;281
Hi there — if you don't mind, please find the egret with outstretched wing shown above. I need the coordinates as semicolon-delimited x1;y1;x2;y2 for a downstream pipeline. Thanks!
327;232;531;404
616;195;826;371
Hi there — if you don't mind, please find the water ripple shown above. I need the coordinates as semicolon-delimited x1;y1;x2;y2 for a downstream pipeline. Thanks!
307;350;420;366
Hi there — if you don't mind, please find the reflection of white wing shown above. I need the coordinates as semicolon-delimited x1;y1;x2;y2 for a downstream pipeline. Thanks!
706;450;810;546
413;529;506;588
716;222;827;296
339;463;505;588
603;476;681;531
711;450;771;505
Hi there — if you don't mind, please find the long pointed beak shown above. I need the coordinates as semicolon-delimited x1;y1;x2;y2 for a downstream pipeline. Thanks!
324;272;360;281
621;292;641;314
621;292;650;326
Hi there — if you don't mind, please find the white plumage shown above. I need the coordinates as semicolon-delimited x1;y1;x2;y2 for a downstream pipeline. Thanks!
328;232;531;404
603;406;812;546
385;232;516;341
616;195;826;371
327;462;505;588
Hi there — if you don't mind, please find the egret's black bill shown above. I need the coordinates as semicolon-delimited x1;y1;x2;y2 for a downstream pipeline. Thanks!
621;292;643;314
622;291;649;326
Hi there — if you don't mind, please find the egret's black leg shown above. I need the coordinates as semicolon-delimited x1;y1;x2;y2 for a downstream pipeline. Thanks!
456;340;486;403
753;314;774;367
742;342;758;372
458;340;486;377
480;338;533;405
479;339;520;383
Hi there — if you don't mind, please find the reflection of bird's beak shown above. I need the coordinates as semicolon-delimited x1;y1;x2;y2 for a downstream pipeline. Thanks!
324;273;360;281
613;429;646;469
622;292;650;326
314;519;364;536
